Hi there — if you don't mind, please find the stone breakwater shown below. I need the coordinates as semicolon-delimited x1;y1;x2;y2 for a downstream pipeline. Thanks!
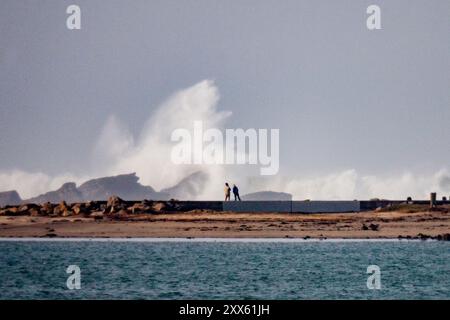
2;196;450;218
2;197;450;216
0;196;219;219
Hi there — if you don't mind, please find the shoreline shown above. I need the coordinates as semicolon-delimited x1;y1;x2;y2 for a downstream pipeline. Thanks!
1;208;449;240
0;237;442;242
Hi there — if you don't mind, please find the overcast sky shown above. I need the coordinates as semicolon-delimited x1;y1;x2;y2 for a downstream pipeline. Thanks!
0;0;449;196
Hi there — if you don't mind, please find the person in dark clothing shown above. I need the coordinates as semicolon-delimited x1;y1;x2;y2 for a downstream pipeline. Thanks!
232;184;241;201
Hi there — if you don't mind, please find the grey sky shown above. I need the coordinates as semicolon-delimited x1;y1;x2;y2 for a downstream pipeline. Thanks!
1;0;449;180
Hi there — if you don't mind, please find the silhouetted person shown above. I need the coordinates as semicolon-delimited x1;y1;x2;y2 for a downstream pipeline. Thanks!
224;183;231;201
233;184;241;201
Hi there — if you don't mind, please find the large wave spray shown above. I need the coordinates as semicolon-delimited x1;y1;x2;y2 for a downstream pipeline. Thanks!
1;80;449;200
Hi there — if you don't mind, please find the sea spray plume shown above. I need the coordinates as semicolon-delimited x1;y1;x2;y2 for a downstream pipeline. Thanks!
270;169;450;200
439;174;450;191
359;169;450;200
283;170;358;200
0;170;52;199
0;80;237;200
92;115;134;175
1;80;449;200
96;80;232;199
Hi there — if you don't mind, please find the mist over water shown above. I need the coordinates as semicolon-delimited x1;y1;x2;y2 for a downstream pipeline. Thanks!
0;80;449;200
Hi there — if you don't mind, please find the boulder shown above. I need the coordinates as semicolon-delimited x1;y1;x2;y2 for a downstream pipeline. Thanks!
16;204;39;215
90;211;104;220
128;202;151;214
40;202;54;216
61;210;72;217
417;233;431;240
151;202;166;212
84;201;101;212
361;223;379;231
107;195;123;207
105;196;127;214
0;207;19;216
29;207;41;216
53;201;70;216
71;203;88;215
117;209;129;216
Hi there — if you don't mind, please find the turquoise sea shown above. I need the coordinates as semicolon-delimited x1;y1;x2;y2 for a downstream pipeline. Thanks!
0;239;449;299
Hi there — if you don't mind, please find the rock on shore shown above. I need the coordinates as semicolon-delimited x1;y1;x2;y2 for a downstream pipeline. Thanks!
0;195;196;219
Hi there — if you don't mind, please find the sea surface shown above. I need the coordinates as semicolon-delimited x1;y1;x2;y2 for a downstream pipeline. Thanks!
0;239;449;299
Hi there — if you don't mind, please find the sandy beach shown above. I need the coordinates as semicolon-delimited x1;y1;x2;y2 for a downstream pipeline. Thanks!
1;207;449;239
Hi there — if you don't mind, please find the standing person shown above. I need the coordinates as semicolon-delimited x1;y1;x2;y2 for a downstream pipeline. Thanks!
232;184;241;201
224;183;231;201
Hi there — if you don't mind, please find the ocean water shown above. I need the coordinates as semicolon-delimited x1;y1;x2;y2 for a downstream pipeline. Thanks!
0;239;449;300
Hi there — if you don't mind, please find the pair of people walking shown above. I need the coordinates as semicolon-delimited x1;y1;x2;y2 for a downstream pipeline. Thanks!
225;183;241;201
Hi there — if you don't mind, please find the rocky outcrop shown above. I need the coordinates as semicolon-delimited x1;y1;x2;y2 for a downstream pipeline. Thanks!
0;190;22;207
4;173;170;205
78;173;168;201
161;171;208;200
27;182;83;204
0;171;224;205
1;171;217;205
242;191;292;201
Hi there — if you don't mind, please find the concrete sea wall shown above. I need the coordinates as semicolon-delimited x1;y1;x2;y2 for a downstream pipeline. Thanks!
223;200;360;213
